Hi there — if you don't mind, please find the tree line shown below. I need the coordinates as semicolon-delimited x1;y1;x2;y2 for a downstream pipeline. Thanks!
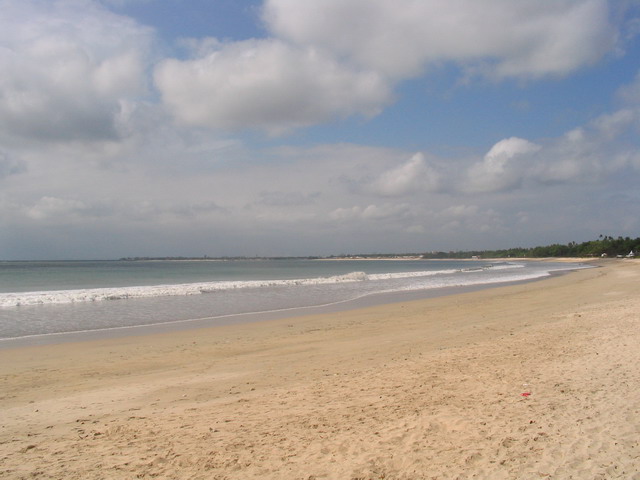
421;235;639;259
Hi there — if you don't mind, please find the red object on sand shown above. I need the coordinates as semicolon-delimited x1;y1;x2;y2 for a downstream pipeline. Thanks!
521;392;532;397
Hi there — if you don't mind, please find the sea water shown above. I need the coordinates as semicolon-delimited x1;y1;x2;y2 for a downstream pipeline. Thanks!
0;259;590;343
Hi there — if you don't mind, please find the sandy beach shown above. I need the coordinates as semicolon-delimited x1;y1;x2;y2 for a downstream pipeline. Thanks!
1;260;639;479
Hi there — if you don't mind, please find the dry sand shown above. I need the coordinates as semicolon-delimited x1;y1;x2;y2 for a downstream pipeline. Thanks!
1;260;639;479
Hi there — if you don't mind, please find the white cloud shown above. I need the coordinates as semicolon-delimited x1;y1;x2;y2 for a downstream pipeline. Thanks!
434;205;506;237
25;196;90;221
361;203;411;220
329;203;411;222
0;0;153;143
371;153;440;196
589;109;636;140
263;0;618;80
532;109;640;184
154;39;391;133
463;107;640;192
440;204;479;218
465;137;541;193
0;0;638;259
151;0;628;133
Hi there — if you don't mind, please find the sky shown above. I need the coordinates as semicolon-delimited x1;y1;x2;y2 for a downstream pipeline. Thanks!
1;0;640;260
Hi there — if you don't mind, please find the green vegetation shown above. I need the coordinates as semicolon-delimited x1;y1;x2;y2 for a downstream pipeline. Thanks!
421;235;640;259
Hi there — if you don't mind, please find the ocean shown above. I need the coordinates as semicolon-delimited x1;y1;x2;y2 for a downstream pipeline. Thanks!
0;258;590;345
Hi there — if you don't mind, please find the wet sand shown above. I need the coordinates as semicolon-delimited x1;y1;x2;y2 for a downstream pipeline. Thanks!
1;259;639;479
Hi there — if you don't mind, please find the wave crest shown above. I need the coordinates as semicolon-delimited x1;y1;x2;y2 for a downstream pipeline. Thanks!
0;271;376;307
0;263;533;308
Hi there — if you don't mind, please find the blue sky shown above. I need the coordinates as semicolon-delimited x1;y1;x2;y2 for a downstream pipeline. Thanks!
112;0;266;42
1;0;639;259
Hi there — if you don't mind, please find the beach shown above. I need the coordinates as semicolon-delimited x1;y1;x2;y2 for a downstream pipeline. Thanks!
1;259;639;479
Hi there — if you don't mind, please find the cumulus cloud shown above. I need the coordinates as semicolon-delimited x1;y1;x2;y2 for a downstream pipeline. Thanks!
1;0;639;259
371;153;440;196
0;0;152;143
465;137;541;193
532;108;640;184
463;106;640;193
154;39;391;133
152;0;628;133
263;0;618;80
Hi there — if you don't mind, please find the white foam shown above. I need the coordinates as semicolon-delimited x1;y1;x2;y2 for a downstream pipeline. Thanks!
0;272;372;307
400;270;551;292
368;269;459;280
0;262;587;308
0;267;468;307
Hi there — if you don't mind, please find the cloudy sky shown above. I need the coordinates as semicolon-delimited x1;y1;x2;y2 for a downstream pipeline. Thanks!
1;0;639;259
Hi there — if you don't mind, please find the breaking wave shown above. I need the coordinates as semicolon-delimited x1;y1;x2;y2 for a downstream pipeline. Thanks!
0;264;525;307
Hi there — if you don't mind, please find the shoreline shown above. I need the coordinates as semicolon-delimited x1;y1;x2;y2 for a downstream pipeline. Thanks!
1;259;638;479
0;280;526;349
0;260;596;349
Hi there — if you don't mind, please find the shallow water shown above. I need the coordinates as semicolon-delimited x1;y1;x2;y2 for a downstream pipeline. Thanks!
0;259;590;342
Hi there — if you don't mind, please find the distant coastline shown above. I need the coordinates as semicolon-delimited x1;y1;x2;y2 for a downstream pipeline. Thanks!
116;236;638;262
117;255;426;262
3;236;637;263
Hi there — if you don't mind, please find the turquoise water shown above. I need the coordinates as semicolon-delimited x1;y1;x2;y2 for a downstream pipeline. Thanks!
0;259;589;342
0;259;477;293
